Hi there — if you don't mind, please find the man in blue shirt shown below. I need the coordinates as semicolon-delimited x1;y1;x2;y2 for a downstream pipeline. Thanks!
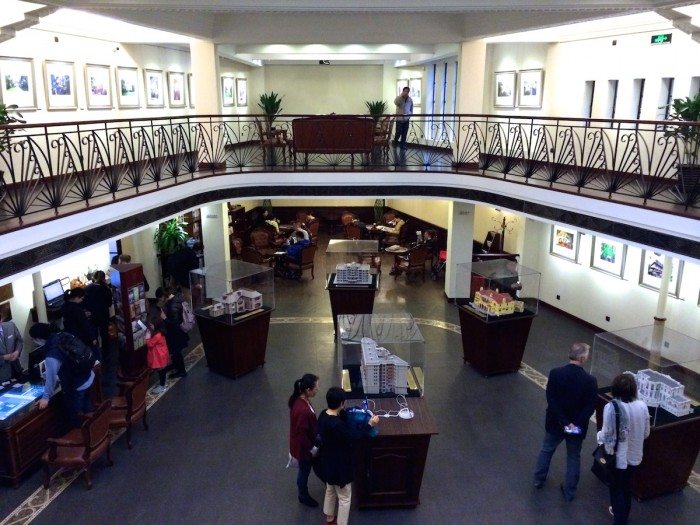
393;86;413;149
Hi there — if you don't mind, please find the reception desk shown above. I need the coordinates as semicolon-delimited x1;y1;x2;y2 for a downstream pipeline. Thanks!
354;397;438;508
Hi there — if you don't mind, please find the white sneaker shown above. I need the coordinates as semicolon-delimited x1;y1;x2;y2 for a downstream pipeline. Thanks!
608;506;614;517
152;385;167;394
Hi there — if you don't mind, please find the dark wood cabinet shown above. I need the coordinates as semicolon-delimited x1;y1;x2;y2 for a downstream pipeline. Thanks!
595;392;700;500
354;398;438;508
327;275;378;334
109;263;148;377
195;308;272;379
458;305;535;376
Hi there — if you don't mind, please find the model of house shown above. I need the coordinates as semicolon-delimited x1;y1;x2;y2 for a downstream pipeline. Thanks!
335;262;372;285
628;369;692;417
220;288;263;314
360;337;409;395
472;287;524;316
210;302;225;317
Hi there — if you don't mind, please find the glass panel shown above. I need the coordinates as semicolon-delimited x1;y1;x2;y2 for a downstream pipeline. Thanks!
325;239;380;285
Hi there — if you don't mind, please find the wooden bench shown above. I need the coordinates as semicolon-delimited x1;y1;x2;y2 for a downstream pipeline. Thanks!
291;115;374;168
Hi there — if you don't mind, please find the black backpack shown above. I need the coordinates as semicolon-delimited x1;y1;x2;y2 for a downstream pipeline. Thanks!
55;332;96;386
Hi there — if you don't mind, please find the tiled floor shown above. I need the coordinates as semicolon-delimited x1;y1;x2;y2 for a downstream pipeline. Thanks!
1;235;698;525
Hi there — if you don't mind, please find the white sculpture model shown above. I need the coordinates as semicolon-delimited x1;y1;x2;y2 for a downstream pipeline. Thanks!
628;369;692;417
472;287;524;316
219;288;263;315
360;337;409;395
335;262;372;285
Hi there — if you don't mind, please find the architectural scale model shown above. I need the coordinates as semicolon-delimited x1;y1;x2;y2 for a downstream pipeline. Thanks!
471;287;525;316
209;302;225;317
360;337;409;395
335;262;372;285
627;369;692;417
219;288;263;315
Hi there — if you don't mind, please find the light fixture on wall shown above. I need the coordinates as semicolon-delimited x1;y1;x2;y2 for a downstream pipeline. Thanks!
318;59;330;65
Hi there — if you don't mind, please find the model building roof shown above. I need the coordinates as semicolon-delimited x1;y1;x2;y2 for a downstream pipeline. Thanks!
478;288;513;303
638;368;681;388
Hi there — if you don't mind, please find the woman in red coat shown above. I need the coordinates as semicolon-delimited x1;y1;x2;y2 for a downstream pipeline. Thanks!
289;373;320;507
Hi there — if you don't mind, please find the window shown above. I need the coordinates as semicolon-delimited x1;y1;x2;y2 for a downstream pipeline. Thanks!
582;80;595;119
657;77;675;120
607;79;619;123
632;78;645;121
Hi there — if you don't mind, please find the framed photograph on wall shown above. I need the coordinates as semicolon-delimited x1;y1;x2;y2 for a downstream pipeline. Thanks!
409;78;421;105
43;60;77;110
115;66;139;108
0;56;36;109
397;79;408;96
221;76;235;107
84;64;112;109
167;71;186;108
187;73;194;108
144;69;165;108
590;236;627;278
494;71;516;108
518;68;544;108
236;78;247;107
639;250;683;297
550;224;580;262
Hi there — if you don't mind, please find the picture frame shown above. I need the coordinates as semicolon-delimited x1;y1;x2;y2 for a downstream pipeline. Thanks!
84;64;112;110
236;78;247;107
115;66;139;108
550;224;580;262
187;73;194;108
221;76;235;107
167;71;186;108
144;68;165;108
0;56;36;109
590;236;627;278
409;78;421;105
494;71;516;108
43;60;77;110
639;250;683;297
397;79;408;96
518;69;544;108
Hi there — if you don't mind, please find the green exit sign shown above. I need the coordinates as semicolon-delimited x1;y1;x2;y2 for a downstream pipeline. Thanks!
651;33;672;45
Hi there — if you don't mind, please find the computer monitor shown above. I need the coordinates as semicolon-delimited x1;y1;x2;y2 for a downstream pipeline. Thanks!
42;279;64;307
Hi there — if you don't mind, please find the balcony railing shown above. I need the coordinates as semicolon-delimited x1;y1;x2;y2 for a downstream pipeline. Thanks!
0;113;698;232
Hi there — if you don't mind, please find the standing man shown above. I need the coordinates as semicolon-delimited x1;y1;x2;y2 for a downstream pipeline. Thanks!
533;342;598;501
0;304;25;382
393;86;413;149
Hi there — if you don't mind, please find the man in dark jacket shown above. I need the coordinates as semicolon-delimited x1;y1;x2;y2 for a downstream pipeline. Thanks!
533;342;598;501
84;271;112;355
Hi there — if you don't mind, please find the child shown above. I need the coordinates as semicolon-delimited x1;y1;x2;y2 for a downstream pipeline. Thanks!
145;316;170;394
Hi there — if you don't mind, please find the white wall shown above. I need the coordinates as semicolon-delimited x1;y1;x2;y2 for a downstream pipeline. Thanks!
262;64;382;114
219;57;257;115
388;199;449;229
473;205;523;253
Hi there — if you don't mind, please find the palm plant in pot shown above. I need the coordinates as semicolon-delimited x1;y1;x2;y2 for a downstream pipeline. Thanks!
154;218;189;282
666;93;700;206
365;100;387;125
258;91;283;130
0;103;25;154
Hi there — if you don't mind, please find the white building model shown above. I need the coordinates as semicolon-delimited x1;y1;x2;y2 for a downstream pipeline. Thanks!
219;288;263;315
360;337;409;395
628;369;692;417
335;262;372;285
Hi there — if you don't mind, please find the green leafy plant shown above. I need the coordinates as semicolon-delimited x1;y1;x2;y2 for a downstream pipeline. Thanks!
258;91;283;126
0;103;26;152
365;100;387;123
153;218;188;256
665;92;700;165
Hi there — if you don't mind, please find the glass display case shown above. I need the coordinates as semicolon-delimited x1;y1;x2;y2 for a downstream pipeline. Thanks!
325;239;380;288
190;260;274;325
336;313;425;399
0;383;45;426
456;258;540;322
591;325;699;426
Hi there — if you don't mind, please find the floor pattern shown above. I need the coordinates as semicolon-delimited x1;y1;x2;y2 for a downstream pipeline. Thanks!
3;317;697;524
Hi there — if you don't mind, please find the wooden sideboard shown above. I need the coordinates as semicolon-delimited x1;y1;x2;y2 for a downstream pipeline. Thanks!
292;116;374;167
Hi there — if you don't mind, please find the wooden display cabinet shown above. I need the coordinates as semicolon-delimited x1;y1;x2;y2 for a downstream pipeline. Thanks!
109;263;148;377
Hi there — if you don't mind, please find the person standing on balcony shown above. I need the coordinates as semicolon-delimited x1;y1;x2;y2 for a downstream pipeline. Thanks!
393;86;413;149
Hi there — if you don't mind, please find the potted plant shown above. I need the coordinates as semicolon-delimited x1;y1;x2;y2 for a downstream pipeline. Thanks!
154;218;189;285
258;91;283;129
0;103;25;152
666;93;700;205
365;100;387;125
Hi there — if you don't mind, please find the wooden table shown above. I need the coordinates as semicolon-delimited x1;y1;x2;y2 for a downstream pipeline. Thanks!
354;397;438;508
195;308;273;379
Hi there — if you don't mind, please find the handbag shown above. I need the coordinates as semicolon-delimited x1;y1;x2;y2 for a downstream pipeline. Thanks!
591;400;620;486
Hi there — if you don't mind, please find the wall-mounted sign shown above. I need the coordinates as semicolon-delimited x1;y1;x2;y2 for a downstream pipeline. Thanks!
650;33;672;45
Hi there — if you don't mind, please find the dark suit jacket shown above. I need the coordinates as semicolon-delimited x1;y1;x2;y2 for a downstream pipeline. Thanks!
545;363;598;438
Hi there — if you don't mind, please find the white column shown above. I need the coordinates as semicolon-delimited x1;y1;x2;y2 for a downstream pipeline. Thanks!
189;39;219;114
201;203;229;267
445;201;475;299
456;40;488;114
654;254;673;322
32;271;46;323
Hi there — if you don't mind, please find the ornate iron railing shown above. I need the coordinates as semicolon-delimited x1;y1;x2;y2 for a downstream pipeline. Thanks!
0;113;698;231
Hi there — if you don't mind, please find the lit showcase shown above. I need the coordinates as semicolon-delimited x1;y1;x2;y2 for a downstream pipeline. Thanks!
325;239;380;288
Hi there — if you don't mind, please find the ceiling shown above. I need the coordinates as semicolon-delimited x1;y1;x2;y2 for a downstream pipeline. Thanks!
23;1;700;65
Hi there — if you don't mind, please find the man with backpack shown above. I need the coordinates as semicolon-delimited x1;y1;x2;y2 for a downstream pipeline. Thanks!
29;323;97;427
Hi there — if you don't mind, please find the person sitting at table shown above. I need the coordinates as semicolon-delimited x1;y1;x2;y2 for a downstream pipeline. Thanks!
284;231;310;278
378;215;406;249
287;221;310;244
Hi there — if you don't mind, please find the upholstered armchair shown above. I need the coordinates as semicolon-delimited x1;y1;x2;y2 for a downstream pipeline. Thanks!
393;245;430;282
42;400;113;490
344;222;362;240
109;369;149;449
250;227;277;256
284;244;316;280
241;246;274;266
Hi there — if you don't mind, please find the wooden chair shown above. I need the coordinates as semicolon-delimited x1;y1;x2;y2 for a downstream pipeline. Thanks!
241;246;274;266
307;219;320;244
373;116;393;159
109;369;149;449
341;211;357;226
394;245;430;282
284;244;317;280
382;219;408;248
42;400;113;490
250;227;277;256
230;237;243;259
344;222;362;240
254;118;290;163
